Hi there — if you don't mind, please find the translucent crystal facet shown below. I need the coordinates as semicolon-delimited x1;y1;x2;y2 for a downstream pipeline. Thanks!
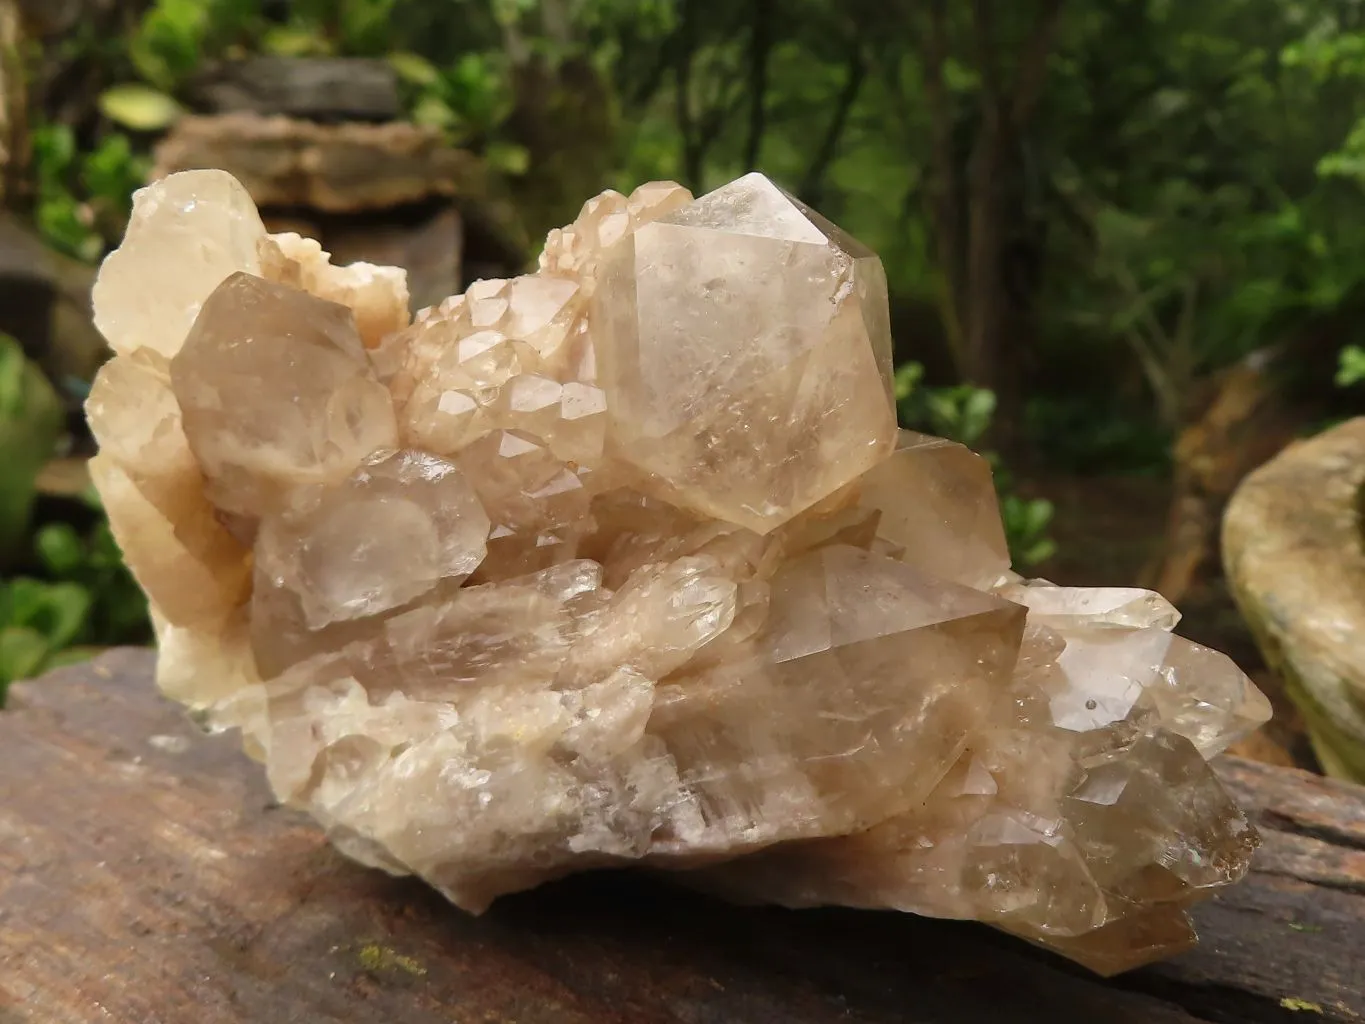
93;169;268;359
254;449;490;629
88;169;1270;977
170;272;398;517
592;173;898;533
862;430;1011;588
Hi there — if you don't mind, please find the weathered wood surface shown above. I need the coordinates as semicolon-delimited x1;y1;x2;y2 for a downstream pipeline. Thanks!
1;649;1362;1023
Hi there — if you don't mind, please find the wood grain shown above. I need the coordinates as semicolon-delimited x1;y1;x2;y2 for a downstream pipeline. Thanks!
2;649;1362;1023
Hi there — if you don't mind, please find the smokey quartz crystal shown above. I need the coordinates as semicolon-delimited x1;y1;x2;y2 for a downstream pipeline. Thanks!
87;168;1271;975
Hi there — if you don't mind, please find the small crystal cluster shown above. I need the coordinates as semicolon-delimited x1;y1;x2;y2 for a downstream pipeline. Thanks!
87;169;1272;975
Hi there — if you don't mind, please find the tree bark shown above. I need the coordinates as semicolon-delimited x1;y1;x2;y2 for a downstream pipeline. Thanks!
798;41;866;207
960;0;1065;449
920;0;965;372
0;0;27;210
675;0;703;191
743;0;774;171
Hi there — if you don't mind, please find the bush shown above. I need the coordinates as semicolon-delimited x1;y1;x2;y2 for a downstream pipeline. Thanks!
0;339;149;702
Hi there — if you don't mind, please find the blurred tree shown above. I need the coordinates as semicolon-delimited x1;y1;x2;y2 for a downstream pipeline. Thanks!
908;0;1064;443
10;0;1364;451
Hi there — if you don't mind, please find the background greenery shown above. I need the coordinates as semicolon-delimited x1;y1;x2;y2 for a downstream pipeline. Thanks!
2;0;1363;699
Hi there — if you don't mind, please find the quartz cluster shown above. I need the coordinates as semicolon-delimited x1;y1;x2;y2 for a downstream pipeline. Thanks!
87;168;1272;975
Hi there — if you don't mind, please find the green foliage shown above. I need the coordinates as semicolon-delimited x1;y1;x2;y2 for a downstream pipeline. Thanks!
0;337;64;562
34;515;150;650
98;85;182;132
895;362;1056;568
1034;2;1365;435
31;123;148;261
0;339;148;701
1337;345;1365;387
0;340;150;701
117;0;522;166
998;493;1058;567
31;123;100;261
130;0;262;90
0;578;92;700
895;362;997;448
0;516;150;703
397;50;517;144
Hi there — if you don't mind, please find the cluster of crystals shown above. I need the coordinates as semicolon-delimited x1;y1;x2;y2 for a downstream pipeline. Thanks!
87;169;1271;975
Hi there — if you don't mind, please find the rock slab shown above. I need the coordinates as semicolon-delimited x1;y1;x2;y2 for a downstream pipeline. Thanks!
1224;416;1365;781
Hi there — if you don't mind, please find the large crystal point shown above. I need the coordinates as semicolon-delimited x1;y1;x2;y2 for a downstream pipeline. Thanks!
592;173;898;533
87;169;1270;976
93;170;269;359
170;272;398;517
861;430;1011;588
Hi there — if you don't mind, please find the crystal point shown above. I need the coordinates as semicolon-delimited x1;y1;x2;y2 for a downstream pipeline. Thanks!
87;169;1268;976
170;272;398;517
592;173;897;533
93;170;267;359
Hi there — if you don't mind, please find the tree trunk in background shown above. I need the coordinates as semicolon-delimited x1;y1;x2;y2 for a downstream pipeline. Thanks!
964;107;1014;446
918;0;1063;453
920;0;965;371
503;55;618;242
0;0;26;210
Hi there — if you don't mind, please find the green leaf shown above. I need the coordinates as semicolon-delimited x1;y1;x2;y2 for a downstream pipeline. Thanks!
81;133;150;214
98;84;182;132
388;51;441;86
45;583;92;650
36;523;87;576
261;25;330;57
893;361;924;401
0;337;65;560
485;141;531;176
412;93;460;131
1336;345;1365;387
31;123;76;182
5;579;91;650
960;388;997;445
34;195;102;262
129;0;211;90
0;626;51;686
1022;498;1056;537
1019;538;1058;566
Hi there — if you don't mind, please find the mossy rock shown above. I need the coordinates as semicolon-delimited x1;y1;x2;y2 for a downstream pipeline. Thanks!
1222;417;1365;781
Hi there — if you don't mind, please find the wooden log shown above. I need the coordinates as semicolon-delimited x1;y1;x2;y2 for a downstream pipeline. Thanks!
1;649;1362;1023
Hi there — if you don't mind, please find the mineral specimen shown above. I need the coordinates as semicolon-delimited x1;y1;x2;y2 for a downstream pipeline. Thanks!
88;168;1272;975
